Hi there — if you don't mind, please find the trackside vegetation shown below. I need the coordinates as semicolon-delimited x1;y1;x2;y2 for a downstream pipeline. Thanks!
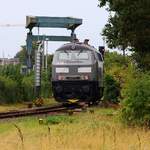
104;51;150;126
98;0;150;126
121;73;150;126
103;74;120;103
0;64;52;103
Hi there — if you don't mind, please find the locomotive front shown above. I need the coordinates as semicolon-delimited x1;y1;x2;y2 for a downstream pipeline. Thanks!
52;42;103;103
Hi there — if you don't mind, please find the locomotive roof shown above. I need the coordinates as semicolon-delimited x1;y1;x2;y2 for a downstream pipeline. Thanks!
56;42;98;52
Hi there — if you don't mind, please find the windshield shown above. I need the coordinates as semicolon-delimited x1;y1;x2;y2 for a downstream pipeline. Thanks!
53;50;92;64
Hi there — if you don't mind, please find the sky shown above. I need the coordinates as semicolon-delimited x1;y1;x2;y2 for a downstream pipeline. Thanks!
0;0;109;58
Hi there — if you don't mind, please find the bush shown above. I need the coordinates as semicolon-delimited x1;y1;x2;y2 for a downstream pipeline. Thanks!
21;75;35;101
103;74;120;103
0;76;19;103
121;73;150;126
41;71;52;98
0;63;53;103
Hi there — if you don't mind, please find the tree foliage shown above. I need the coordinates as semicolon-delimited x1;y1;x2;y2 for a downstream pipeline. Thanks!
104;51;128;70
98;0;150;70
15;42;39;66
15;46;27;65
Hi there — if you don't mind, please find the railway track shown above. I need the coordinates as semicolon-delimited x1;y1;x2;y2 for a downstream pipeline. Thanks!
0;104;68;119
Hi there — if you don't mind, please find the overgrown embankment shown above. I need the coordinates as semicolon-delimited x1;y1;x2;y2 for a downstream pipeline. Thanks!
104;52;150;126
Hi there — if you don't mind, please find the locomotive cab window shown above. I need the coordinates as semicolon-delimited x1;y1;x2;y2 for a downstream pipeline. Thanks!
59;52;72;61
53;50;92;64
74;52;89;60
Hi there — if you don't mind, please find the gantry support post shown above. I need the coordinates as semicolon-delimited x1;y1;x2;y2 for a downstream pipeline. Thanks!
26;31;33;70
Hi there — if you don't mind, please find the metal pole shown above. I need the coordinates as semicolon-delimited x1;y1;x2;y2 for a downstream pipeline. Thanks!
45;40;48;72
71;29;76;42
42;40;45;70
27;31;33;72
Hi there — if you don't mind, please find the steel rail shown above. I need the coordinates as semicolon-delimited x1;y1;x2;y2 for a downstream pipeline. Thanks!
0;104;67;119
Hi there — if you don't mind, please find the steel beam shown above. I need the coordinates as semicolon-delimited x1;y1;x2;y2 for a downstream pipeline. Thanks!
32;35;72;42
26;16;82;30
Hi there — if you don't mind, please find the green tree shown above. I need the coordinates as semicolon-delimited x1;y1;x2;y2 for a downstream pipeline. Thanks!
98;0;150;70
14;46;27;65
104;51;128;70
15;41;38;65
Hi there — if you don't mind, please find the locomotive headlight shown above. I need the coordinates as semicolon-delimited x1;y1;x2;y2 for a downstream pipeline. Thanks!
58;75;65;80
56;67;69;73
78;67;91;73
81;75;89;80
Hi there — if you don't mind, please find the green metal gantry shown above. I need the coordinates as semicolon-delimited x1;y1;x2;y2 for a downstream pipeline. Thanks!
26;16;82;68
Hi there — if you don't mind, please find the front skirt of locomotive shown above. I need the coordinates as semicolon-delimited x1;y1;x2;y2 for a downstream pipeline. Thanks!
52;81;100;103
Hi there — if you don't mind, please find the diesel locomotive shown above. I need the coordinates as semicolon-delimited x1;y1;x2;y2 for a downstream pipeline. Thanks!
52;40;104;104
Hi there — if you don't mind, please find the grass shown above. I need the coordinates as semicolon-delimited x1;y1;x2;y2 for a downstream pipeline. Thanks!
0;103;25;112
0;98;58;112
0;108;150;150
